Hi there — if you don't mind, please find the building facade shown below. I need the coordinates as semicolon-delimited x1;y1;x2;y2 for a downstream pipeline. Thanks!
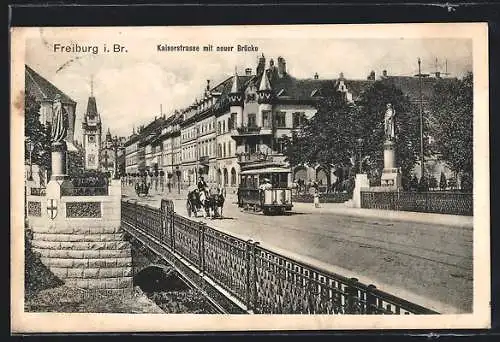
122;55;459;192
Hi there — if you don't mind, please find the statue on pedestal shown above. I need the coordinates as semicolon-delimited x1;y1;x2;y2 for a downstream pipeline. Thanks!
384;103;395;141
51;95;67;143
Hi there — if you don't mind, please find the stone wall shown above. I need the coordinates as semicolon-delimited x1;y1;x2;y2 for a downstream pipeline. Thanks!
26;179;133;294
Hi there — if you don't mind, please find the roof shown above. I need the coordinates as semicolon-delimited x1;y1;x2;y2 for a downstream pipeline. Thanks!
25;65;76;105
383;76;456;102
240;166;291;175
85;96;99;119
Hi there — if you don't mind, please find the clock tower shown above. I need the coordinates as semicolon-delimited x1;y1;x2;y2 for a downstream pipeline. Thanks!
82;76;102;170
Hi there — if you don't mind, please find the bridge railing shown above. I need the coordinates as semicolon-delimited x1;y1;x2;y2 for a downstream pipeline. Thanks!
121;199;438;315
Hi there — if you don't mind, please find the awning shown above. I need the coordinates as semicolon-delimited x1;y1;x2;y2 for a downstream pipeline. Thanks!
240;167;291;175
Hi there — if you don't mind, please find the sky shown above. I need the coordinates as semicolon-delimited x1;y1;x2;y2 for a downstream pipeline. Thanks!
24;26;473;143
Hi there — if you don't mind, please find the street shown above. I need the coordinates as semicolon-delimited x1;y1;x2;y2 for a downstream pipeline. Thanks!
122;186;472;314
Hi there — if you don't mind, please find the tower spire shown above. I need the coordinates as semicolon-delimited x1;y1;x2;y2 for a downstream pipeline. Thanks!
90;74;94;97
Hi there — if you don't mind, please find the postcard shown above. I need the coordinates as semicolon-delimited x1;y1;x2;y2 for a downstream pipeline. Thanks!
11;23;490;332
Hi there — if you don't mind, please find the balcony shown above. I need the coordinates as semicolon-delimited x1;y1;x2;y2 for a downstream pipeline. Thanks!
231;125;273;137
236;152;273;164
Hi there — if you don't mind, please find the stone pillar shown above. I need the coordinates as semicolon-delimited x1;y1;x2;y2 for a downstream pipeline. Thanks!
384;140;395;170
353;173;370;208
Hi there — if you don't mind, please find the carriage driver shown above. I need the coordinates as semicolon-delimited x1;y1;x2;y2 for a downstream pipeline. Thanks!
197;176;208;191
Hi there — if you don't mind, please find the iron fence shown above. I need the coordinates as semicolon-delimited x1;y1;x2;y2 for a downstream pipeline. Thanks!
361;191;472;216
292;192;351;203
121;199;438;315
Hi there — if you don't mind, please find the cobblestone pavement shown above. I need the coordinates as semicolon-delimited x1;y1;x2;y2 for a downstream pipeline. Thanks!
122;186;473;314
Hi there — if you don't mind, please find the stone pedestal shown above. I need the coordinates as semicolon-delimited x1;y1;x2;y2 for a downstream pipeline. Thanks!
353;173;370;208
381;140;402;190
28;171;132;295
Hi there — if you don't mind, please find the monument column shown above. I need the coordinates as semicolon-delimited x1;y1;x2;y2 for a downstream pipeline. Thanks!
46;95;73;197
381;103;402;189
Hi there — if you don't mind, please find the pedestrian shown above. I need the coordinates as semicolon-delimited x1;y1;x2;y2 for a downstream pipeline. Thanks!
314;188;320;208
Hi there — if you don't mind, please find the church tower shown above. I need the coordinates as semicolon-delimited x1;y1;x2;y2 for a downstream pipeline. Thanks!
82;76;102;170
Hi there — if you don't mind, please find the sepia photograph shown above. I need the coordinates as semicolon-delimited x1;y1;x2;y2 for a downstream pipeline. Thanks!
11;23;489;332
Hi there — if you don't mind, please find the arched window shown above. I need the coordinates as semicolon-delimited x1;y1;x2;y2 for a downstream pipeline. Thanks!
231;168;236;186
217;169;222;184
223;168;228;185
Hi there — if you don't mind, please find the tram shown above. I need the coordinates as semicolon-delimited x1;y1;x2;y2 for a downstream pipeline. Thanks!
237;167;293;215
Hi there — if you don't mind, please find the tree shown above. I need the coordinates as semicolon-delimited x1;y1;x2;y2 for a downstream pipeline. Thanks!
25;93;51;171
283;90;356;172
67;143;85;177
439;171;447;190
430;72;473;180
354;80;426;183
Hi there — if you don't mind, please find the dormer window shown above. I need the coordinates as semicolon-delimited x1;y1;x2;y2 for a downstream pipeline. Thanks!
276;89;287;97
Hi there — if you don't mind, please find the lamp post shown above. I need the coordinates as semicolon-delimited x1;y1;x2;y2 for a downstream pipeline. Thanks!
175;165;181;194
26;138;35;181
112;136;120;180
356;138;364;174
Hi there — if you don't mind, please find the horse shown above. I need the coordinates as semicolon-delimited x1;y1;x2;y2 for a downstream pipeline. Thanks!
186;189;202;217
206;187;225;219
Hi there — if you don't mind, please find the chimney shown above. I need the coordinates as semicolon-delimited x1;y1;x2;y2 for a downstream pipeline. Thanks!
256;53;266;75
206;80;210;91
382;70;388;78
277;56;286;77
314;72;319;80
245;68;252;76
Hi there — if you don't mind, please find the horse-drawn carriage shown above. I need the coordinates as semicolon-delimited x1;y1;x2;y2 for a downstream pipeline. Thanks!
186;186;225;219
237;168;293;215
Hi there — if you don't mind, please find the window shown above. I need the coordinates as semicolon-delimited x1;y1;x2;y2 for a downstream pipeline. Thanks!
223;142;226;157
222;121;226;133
88;135;95;143
275;111;286;128
262;110;272;128
218;144;222;158
248;113;257;127
230;113;237;129
231;168;237;186
275;138;286;154
218;122;221;134
293;112;306;128
228;142;231;156
246;93;256;102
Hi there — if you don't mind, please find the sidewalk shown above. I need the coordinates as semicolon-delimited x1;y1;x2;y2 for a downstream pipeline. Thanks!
293;201;473;228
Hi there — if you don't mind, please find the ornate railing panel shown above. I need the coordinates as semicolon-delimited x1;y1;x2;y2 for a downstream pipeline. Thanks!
121;199;438;315
172;214;201;266
66;202;102;218
61;186;109;196
361;191;472;216
203;226;248;303
27;201;42;217
30;188;46;196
